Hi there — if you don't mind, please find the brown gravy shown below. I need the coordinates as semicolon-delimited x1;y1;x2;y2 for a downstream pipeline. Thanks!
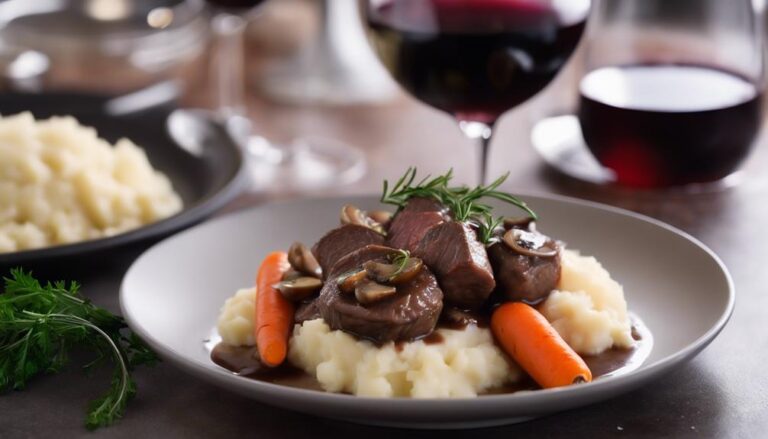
210;317;652;395
210;344;323;391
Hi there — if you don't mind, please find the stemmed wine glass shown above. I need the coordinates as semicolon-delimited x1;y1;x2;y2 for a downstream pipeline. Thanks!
364;0;591;184
197;0;365;191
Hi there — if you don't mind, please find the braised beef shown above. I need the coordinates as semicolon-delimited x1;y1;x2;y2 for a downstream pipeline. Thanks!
414;221;495;309
317;245;443;343
487;236;561;304
387;197;450;252
312;224;385;278
295;300;321;324
439;307;488;330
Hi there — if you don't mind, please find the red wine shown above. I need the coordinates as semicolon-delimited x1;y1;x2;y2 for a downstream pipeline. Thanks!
206;0;265;10
367;0;589;124
579;65;763;188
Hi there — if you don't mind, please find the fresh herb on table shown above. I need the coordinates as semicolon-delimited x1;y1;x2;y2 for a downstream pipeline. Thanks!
0;269;158;430
380;167;537;222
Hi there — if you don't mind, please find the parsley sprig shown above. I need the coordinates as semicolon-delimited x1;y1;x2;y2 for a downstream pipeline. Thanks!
0;269;158;430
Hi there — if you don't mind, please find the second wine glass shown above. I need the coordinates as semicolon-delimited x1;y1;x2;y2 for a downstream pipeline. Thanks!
364;0;591;183
205;0;366;192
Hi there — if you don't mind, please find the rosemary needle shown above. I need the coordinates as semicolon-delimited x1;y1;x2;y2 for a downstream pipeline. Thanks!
380;168;537;240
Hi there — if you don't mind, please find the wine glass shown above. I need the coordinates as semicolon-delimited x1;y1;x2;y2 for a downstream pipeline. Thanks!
364;0;591;184
260;0;397;105
533;0;765;189
201;0;366;191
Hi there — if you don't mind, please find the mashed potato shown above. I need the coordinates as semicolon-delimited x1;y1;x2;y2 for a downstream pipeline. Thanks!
216;249;634;397
217;287;257;347
289;319;518;397
216;287;519;397
540;249;634;355
0;112;182;252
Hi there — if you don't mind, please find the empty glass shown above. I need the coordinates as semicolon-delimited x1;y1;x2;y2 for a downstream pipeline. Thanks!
0;0;208;100
205;0;366;191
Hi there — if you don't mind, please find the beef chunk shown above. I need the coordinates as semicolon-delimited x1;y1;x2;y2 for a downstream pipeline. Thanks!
487;238;561;304
316;245;443;343
387;197;450;252
295;300;321;324
414;221;495;308
312;224;385;278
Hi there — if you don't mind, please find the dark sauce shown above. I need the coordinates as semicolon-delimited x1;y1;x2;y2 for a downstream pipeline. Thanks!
438;307;489;330
211;317;652;395
210;344;323;391
423;331;445;345
394;331;444;352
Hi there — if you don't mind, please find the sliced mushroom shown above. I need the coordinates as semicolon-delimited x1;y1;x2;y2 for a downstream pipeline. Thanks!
340;204;385;234
363;257;423;285
337;268;368;294
503;216;535;230
281;268;303;282
274;276;323;302
355;280;397;305
288;242;322;278
368;210;393;226
502;228;558;258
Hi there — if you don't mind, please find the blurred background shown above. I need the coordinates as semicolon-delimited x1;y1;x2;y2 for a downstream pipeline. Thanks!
0;0;765;202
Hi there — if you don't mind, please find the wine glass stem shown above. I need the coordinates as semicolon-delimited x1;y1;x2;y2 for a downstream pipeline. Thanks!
211;12;247;120
459;121;494;185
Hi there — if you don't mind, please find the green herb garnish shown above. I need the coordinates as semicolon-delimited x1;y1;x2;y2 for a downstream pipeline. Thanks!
388;249;411;280
476;213;505;246
380;168;537;225
0;269;158;430
448;172;537;221
380;167;454;208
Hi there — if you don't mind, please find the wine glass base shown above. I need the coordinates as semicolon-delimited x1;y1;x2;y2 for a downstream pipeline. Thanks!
531;115;615;184
531;115;743;193
244;135;366;192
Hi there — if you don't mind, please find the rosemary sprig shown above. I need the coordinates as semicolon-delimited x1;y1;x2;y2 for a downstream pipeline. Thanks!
380;168;538;222
448;172;537;221
388;249;411;280
476;213;504;246
380;167;453;209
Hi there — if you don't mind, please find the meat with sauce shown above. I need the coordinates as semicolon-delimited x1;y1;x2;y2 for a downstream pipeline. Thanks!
487;235;561;304
316;245;443;343
312;224;385;278
414;221;495;309
386;197;450;252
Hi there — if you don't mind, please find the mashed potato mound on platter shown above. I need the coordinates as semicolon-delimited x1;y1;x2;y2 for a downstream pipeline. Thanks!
217;288;257;347
289;319;518;397
540;249;634;355
0;112;182;252
217;249;635;397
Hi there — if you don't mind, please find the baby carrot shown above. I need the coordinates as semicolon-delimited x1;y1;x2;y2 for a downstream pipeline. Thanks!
255;251;293;367
491;302;592;389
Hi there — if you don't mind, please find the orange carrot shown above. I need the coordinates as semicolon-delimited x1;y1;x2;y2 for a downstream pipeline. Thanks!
491;302;592;389
255;251;293;367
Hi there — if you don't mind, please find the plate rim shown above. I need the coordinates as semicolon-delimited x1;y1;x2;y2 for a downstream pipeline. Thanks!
120;191;735;409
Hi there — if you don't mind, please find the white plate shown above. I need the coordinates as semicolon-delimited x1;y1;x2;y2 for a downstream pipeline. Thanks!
120;194;734;429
